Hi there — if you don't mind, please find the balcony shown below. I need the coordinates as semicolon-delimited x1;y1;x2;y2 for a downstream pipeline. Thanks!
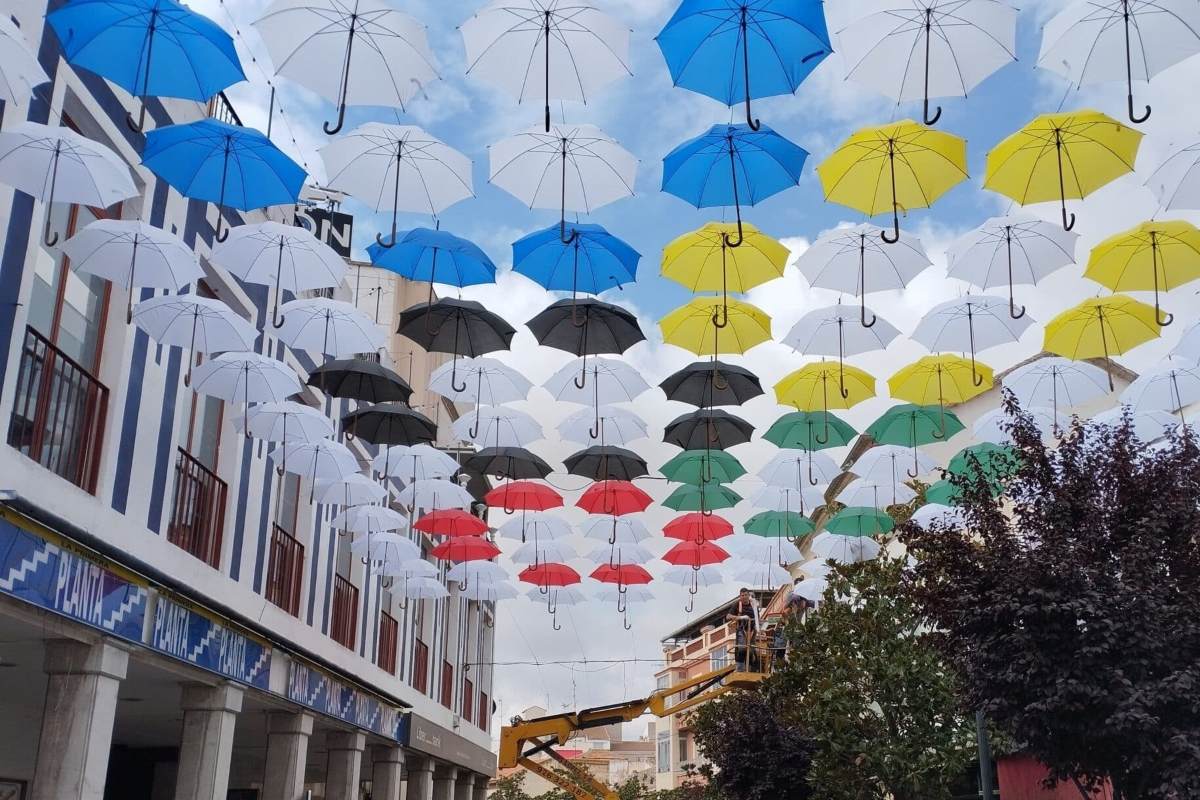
265;524;304;616
330;574;358;649
7;326;108;493
206;91;243;126
377;611;398;675
168;447;228;568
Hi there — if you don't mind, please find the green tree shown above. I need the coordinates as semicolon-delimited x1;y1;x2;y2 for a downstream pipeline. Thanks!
488;773;534;800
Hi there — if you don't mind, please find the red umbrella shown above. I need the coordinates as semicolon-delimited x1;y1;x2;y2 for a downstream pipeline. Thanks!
518;562;581;588
589;563;653;586
577;480;652;516
485;480;563;513
662;513;733;543
413;509;488;537
662;540;729;568
429;536;500;562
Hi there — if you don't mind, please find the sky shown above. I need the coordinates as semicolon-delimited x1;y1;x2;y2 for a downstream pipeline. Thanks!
190;0;1200;739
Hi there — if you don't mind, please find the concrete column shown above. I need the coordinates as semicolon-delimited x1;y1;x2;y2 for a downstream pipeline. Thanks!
453;771;475;800
261;711;313;800
472;778;489;800
406;756;435;800
325;731;366;800
174;682;244;800
432;765;458;800
370;745;405;800
31;639;129;800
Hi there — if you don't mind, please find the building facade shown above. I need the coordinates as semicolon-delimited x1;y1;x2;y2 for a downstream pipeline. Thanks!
0;3;496;798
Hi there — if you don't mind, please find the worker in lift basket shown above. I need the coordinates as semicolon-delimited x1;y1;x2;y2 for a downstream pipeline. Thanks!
726;588;760;672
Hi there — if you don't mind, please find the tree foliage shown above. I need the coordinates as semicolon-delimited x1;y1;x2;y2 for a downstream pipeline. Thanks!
904;399;1200;800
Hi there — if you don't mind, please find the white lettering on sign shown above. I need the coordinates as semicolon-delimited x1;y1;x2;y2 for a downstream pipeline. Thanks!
218;630;247;680
55;553;104;626
153;600;192;659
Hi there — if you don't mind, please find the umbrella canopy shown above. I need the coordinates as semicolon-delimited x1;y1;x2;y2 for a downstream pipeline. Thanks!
242;401;334;450
577;481;652;516
852;445;937;483
744;511;815;541
838;478;917;509
798;558;833;578
527;298;645;384
911;297;1028;384
826;506;894;537
817;120;968;243
513;222;640;297
0;15;50;110
661;221;789;311
973;406;1068;444
909;503;969;528
142;119;306;242
948;442;1020;484
430;536;501;562
0;122;137;247
191;351;302;432
544;357;649;405
1043;295;1161;389
319;123;473;247
373;444;459;483
660;360;763;407
307;358;412;403
1003;356;1110;417
809;531;881;563
764;410;857;450
590;563;653;586
397;298;516;393
1039;0;1200;124
131;294;258;386
775;364;877;435
866;403;965;475
587;541;657;567
728;560;793;590
659;297;772;356
497;512;571;542
947;215;1079;319
792;576;828;604
336;508;409;536
349;531;421;564
398;479;474;512
759;449;840;489
559;406;647;447
984;110;1142;231
663;513;734;543
1091;406;1179;441
664;408;755;451
662;540;729;568
413;509;488;538
889;355;994;415
660;450;746;486
1147;141;1200;211
485;481;562;512
396;576;450;600
750;485;825;516
838;0;1017;125
465;447;553;481
461;580;519;603
662;564;725;596
662;483;742;513
1122;360;1200;422
64;219;202;322
924;479;964;506
453;406;542;449
785;302;901;385
253;0;437;134
367;228;496;306
276;298;384;357
581;516;652;545
1084;220;1200;327
723;534;802;564
519;562;582;588
342;403;437;446
48;0;243;130
655;0;831;128
315;473;387;507
272;439;359;498
564;446;648;482
513;540;576;567
429;357;531;406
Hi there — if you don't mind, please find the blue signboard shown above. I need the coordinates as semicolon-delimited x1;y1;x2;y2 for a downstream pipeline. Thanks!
0;515;146;642
286;660;402;740
151;596;271;690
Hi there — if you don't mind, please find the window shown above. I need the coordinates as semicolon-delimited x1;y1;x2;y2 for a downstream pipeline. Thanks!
656;675;670;691
265;523;304;616
330;574;358;649
377;611;399;674
411;638;429;693
276;472;301;534
678;733;689;765
462;677;474;721
657;732;671;773
710;646;729;671
479;690;489;731
440;660;453;709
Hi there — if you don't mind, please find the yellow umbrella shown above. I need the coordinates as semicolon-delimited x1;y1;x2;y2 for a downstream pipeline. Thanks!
1084;220;1200;328
659;297;771;357
984;110;1142;232
775;361;876;444
817;120;968;244
889;354;993;440
1043;295;1161;390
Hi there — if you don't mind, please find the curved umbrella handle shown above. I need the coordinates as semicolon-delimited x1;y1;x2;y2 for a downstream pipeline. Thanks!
685;595;695;614
573;355;588;391
214;214;229;243
468;404;482;440
711;361;729;392
126;102;149;134
923;100;942;127
1128;94;1151;124
623;613;632;631
560;222;579;246
323;24;356;134
380;576;394;590
881;144;901;244
880;215;900;244
323;102;348;136
552;613;562;631
42;144;63;247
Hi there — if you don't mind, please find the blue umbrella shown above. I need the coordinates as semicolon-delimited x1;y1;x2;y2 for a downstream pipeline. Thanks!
367;227;496;311
47;0;244;132
142;119;306;242
513;222;640;321
656;0;831;130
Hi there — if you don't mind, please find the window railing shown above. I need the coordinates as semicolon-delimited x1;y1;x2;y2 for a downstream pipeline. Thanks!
7;326;108;494
265;524;304;616
462;677;474;722
330;574;358;649
440;660;453;709
206;92;243;126
168;447;228;568
377;612;399;675
412;638;429;693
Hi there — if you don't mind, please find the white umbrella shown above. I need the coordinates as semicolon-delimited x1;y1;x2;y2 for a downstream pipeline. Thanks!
722;534;802;564
1147;142;1200;211
398;478;473;512
838;0;1018;125
452;406;543;448
749;485;827;517
728;560;791;590
851;444;937;483
1172;319;1200;363
910;503;969;527
784;303;901;396
581;516;651;544
1121;360;1200;421
447;561;507;585
429;357;532;405
809;532;881;564
336;506;408;535
758;450;841;490
663;564;724;609
253;0;438;134
912;295;1034;385
946;215;1079;319
797;558;832;578
1039;0;1200;124
275;298;385;358
131;295;259;386
792;576;828;604
490;123;636;244
314;473;388;506
837;477;917;509
462;581;519;602
586;542;656;566
973;406;1067;444
525;586;586;605
0;15;49;110
558;405;648;447
594;584;654;605
242;401;335;476
0;122;138;247
461;0;631;132
399;576;449;600
544;357;649;405
212;221;347;329
1091;406;1178;441
373;443;459;483
319;123;473;247
1003;357;1111;419
273;439;360;500
797;223;931;328
191;351;303;433
378;558;437;579
348;528;417;558
512;540;575;566
63;219;202;322
497;513;572;542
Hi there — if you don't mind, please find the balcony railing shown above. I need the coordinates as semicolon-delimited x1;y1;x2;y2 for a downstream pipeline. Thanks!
330;574;358;649
7;326;108;493
206;91;243;126
412;638;429;693
168;447;228;568
265;524;304;616
440;659;453;709
377;612;398;674
462;676;474;722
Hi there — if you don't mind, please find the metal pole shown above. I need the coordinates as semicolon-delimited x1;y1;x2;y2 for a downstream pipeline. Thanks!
976;710;995;799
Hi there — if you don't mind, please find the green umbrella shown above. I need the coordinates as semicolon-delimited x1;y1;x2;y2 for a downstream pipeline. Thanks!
764;410;857;449
865;404;965;478
662;483;742;513
745;510;815;542
924;479;963;506
947;442;1020;484
825;506;895;537
660;449;746;485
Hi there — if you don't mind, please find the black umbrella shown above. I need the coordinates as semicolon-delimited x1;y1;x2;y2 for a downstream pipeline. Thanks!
398;298;515;393
307;358;413;403
664;409;754;451
527;298;644;389
659;360;763;407
464;447;553;480
564;446;648;482
341;403;437;446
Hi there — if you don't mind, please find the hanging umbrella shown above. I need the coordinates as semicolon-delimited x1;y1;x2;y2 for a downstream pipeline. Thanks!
590;563;652;599
838;478;917;510
367;227;496;308
1084;221;1200;327
373;444;459;484
498;512;571;542
64;219;202;322
465;447;553;480
661;221;789;319
276;298;384;358
131;294;258;386
865;403;965;476
744;511;815;542
973;406;1068;444
775;363;876;443
315;472;389;508
519;562;581;590
581;516;652;545
655;0;831;129
587;542;657;569
728;560;792;590
809;531;881;564
723;534;803;565
398;478;474;512
0;15;50;112
984;110;1142;231
1121;361;1200;423
0;122;138;246
462;581;518;602
663;540;729;570
663;513;734;543
336;507;408;536
659;297;772;355
564;446;648;482
523;583;585;630
453;406;542;448
430;357;531;406
1003;357;1110;421
663;564;725;610
485;481;563;514
490;123;636;244
513;222;640;302
662;124;807;266
911;296;1033;384
764;410;857;450
342;403;437;446
272;439;360;501
413;509;488;538
48;0;244;131
253;0;437;134
1039;0;1200;124
792;576;828;604
838;0;1018;125
889;355;993;433
1043;295;1161;390
826;506;894;537
191;351;302;433
947;215;1079;319
349;532;421;565
909;503;969;528
852;445;937;485
397;576;450;601
947;442;1020;485
660;361;763;408
660;450;746;486
319;123;473;247
544;357;650;405
142;119;306;243
784;302;900;391
512;540;576;567
397;298;515;393
1147;141;1200;211
797;223;931;327
924;479;964;506
307;358;413;403
817;120;968;243
242;400;334;476
759;449;840;489
664;408;754;451
750;485;825;517
430;535;501;562
558;406;647;447
527;298;645;386
1091;406;1178;441
663;483;742;513
577;480;652;516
